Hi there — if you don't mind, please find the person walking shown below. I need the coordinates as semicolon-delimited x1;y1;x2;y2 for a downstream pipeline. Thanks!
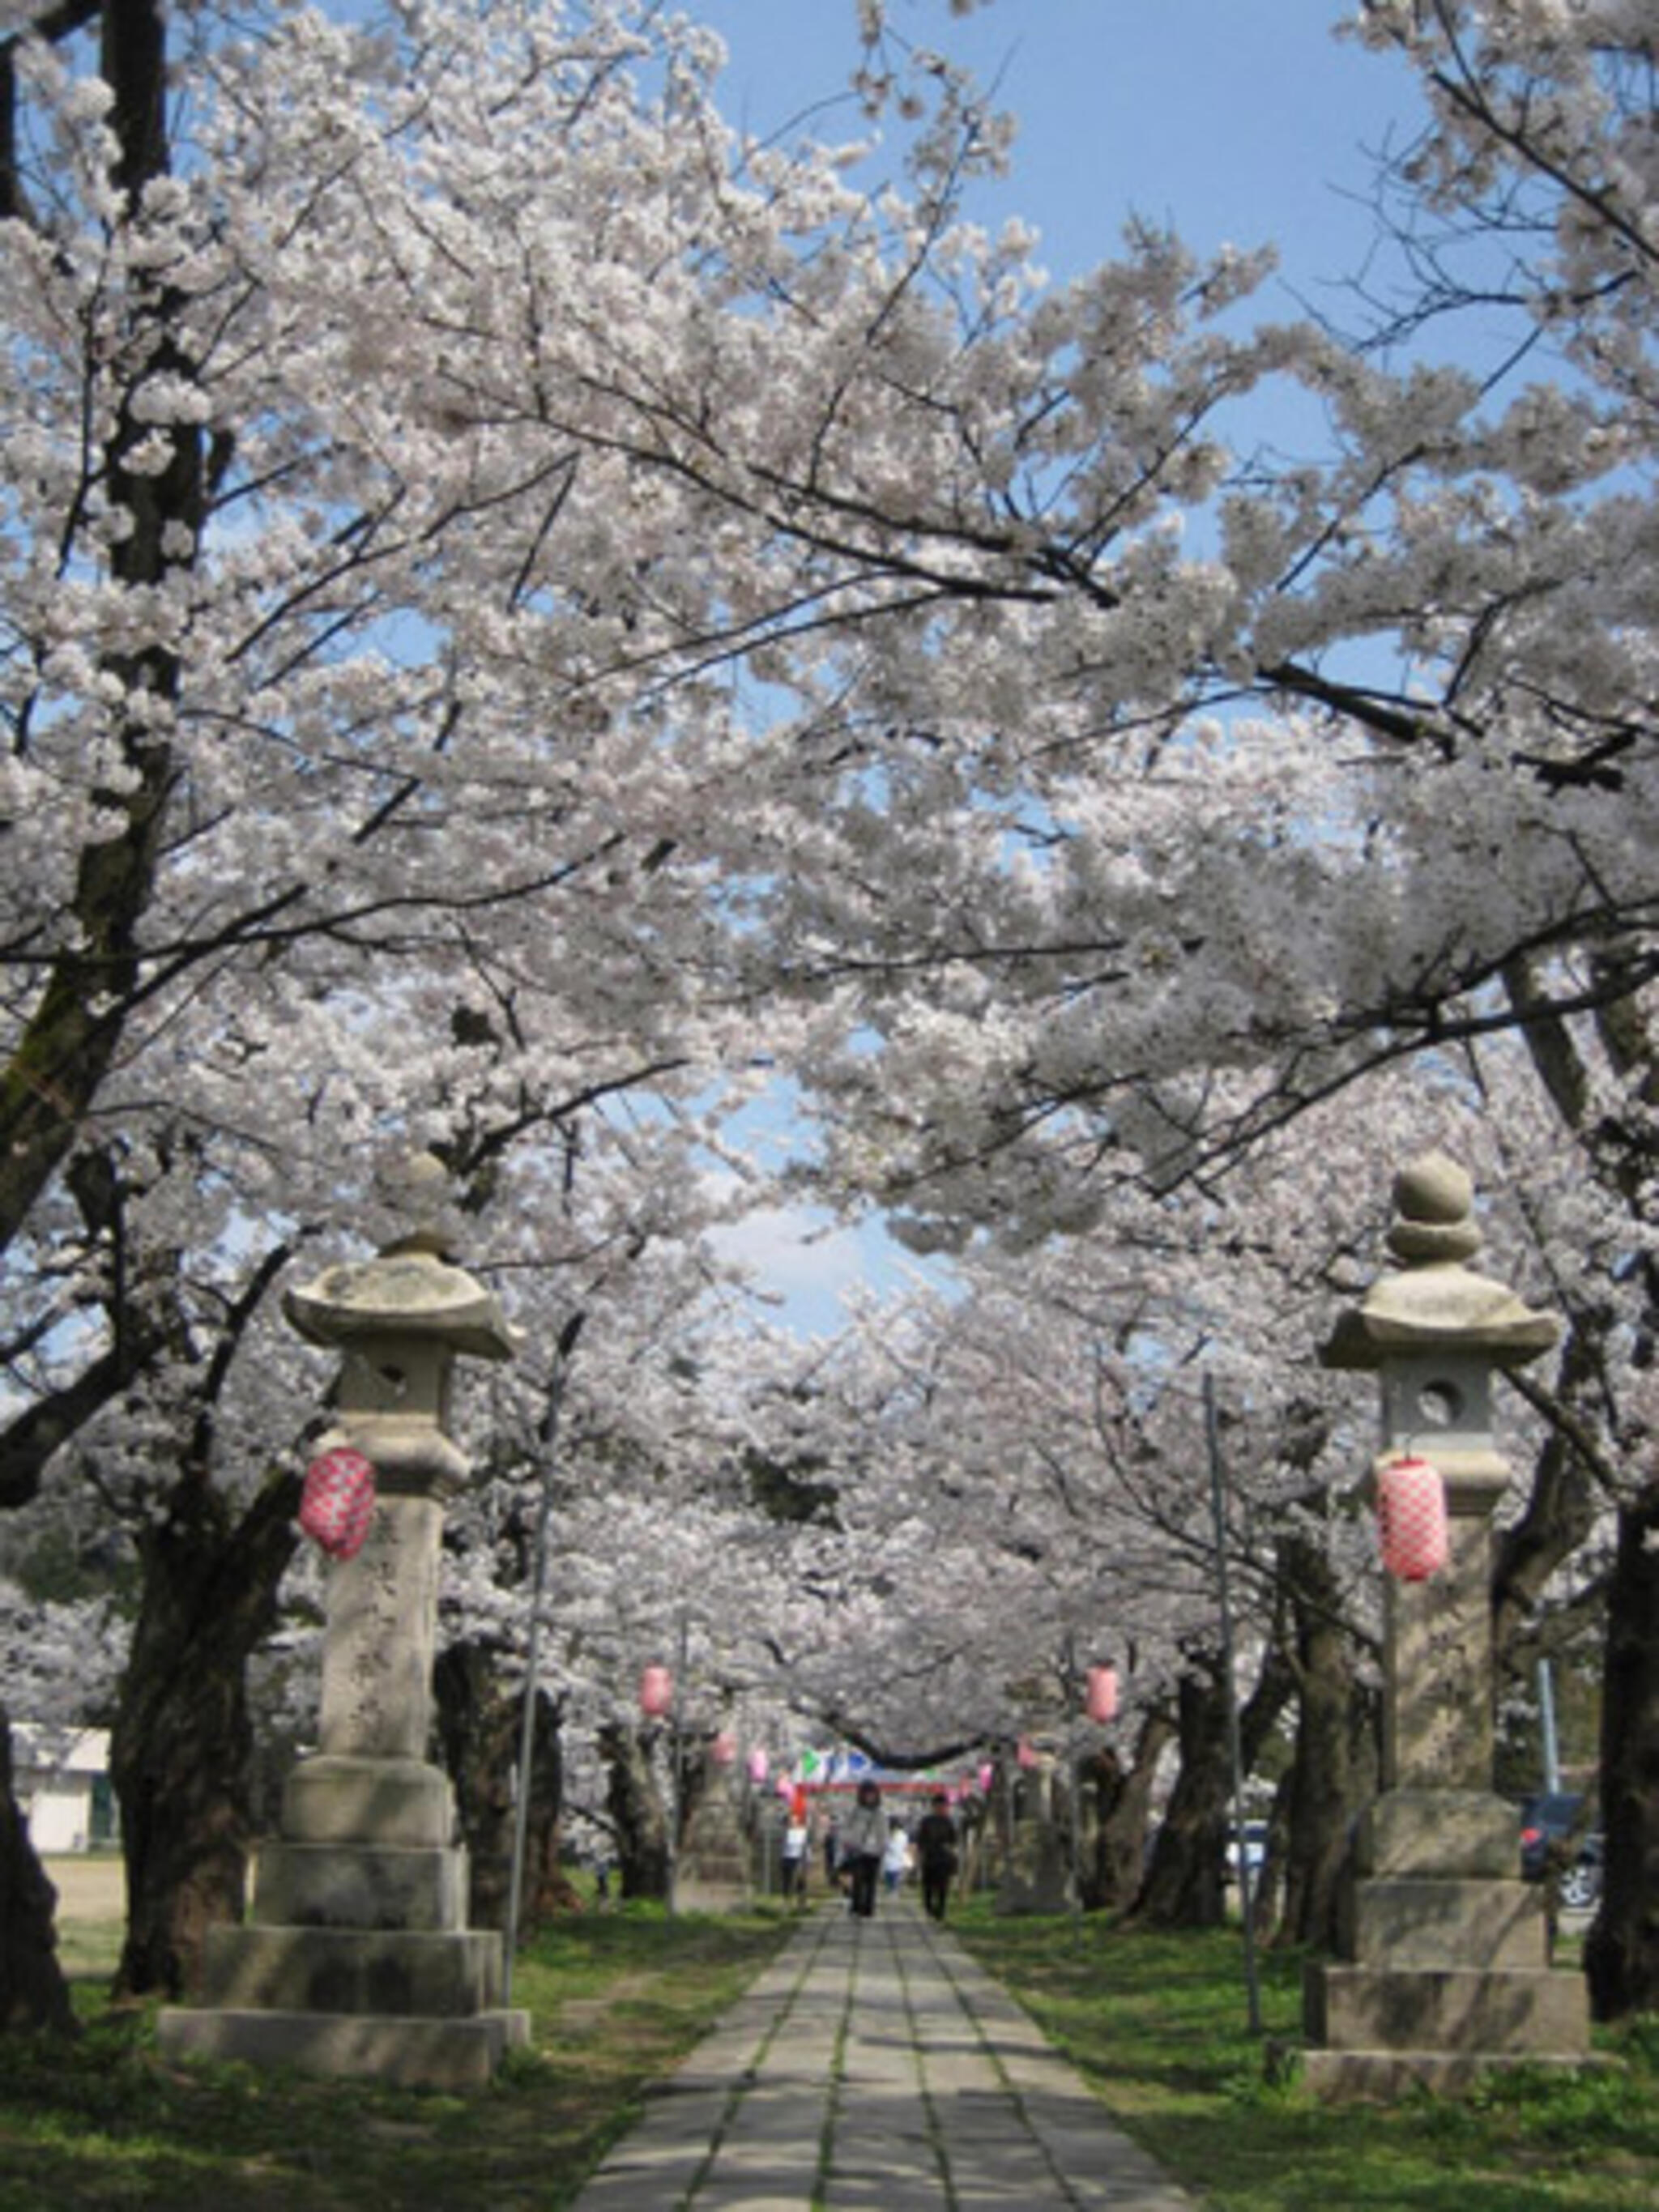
839;1779;888;1920
915;1792;959;1922
781;1812;809;1907
882;1821;911;1895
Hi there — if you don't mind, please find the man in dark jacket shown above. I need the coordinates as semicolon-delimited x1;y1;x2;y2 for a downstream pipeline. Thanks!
915;1792;958;1922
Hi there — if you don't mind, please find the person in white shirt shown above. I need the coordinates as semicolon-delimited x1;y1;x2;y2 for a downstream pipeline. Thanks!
882;1822;911;1894
781;1815;809;1906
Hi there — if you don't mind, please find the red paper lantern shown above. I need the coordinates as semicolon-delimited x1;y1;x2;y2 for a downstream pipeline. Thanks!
1376;1454;1449;1581
712;1729;738;1767
298;1447;377;1561
1085;1663;1120;1724
639;1663;674;1719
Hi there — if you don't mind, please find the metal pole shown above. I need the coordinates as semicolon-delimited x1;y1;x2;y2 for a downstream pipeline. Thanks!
1538;1658;1562;1795
503;1311;584;2007
1064;1633;1083;1917
1205;1372;1264;2037
667;1605;688;1916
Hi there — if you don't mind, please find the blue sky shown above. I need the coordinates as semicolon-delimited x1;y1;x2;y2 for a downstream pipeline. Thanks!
693;3;1431;1335
695;1;1424;301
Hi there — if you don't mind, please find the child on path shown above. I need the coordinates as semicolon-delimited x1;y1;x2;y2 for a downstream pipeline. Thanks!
882;1821;911;1894
781;1814;808;1906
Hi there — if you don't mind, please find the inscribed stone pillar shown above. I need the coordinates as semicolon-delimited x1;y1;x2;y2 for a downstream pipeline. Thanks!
157;1155;527;2090
1303;1151;1591;2096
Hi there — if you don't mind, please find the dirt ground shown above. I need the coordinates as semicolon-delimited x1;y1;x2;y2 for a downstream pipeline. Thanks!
43;1854;125;1920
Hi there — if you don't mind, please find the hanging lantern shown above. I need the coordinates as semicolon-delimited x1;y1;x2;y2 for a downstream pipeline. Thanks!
712;1729;738;1767
298;1447;377;1561
1376;1454;1449;1582
1085;1663;1120;1724
775;1774;795;1801
747;1746;769;1784
1016;1737;1038;1771
790;1784;808;1821
977;1762;994;1794
639;1663;674;1719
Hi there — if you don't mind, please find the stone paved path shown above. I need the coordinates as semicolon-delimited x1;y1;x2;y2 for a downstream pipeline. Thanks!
569;1901;1199;2210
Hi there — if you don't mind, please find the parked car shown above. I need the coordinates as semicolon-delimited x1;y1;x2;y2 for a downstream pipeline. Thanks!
1518;1791;1602;1908
1223;1820;1269;1881
1557;1832;1603;1912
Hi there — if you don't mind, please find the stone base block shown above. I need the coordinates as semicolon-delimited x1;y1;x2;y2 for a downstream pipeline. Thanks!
252;1839;468;1933
1355;1790;1516;1880
282;1755;454;1848
1341;1877;1547;1971
198;1923;501;2018
676;1877;752;1912
156;2004;529;2092
1306;1961;1589;2055
1301;2047;1601;2102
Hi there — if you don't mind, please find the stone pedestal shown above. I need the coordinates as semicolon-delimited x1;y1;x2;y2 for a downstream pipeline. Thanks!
678;1764;751;1912
996;1759;1076;1916
158;1177;524;2091
1305;1155;1591;2097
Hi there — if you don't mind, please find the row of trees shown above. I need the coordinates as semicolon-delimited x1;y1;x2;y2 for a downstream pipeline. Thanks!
2;0;1656;2027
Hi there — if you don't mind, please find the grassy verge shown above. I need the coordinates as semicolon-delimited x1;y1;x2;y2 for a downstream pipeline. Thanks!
1;1897;796;2212
951;1901;1659;2211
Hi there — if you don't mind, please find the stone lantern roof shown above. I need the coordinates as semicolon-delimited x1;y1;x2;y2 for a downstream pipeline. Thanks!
283;1150;519;1362
1320;1150;1559;1373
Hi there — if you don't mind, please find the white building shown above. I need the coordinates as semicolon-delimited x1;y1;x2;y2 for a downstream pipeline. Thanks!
11;1724;118;1853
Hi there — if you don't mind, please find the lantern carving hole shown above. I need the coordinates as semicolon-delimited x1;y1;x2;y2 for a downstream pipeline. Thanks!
1416;1379;1463;1426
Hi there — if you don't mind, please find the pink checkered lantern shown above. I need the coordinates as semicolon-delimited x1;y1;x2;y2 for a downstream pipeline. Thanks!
297;1447;377;1561
1375;1454;1449;1582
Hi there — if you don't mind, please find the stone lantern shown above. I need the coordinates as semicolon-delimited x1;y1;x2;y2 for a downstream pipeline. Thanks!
1303;1151;1591;2095
159;1155;527;2090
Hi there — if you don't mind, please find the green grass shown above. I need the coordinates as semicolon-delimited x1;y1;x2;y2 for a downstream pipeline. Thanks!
11;1882;1657;2210
950;1903;1659;2211
0;1899;796;2212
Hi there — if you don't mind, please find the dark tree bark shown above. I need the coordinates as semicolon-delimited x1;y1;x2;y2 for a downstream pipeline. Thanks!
598;1720;670;1901
1133;1640;1295;1931
1085;1708;1175;1914
0;0;197;1263
109;1471;297;1998
433;1639;576;1937
1135;1671;1231;1929
0;1710;75;2035
1584;1470;1659;2021
1277;1531;1380;1949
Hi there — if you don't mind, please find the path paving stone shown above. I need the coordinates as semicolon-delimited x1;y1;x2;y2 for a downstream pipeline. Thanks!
567;1902;1201;2211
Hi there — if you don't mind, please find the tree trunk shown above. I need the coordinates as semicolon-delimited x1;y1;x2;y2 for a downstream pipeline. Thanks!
1086;1709;1175;1914
1133;1672;1231;1929
598;1720;670;1900
109;1473;297;1998
1278;1532;1380;1948
1134;1641;1295;1931
1584;1472;1659;2021
433;1639;576;1937
0;1709;75;2035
